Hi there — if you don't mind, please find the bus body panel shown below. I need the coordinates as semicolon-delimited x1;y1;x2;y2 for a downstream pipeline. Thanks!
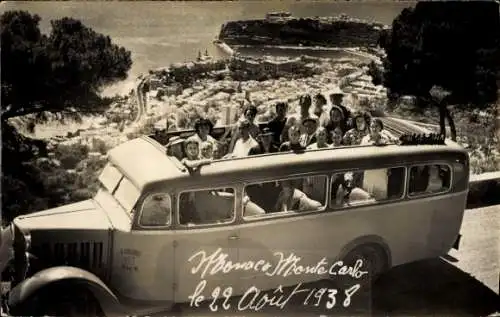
110;230;175;302
173;227;240;303
426;191;468;257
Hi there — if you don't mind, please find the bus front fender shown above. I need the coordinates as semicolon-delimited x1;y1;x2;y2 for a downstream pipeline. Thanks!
8;266;124;317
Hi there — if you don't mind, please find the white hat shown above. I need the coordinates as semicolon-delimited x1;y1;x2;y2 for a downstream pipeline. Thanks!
329;86;344;96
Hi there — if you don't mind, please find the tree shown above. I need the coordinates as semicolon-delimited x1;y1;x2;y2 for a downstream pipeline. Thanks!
379;1;500;140
1;11;133;223
1;11;132;120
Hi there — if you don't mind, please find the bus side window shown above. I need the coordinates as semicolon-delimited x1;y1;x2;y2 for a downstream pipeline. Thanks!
408;164;451;196
139;193;172;227
331;167;405;207
178;188;235;226
243;176;327;219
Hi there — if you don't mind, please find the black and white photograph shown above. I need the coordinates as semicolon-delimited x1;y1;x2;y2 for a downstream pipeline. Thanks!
0;0;499;316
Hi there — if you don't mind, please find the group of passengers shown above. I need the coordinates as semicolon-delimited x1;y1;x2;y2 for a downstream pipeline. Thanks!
165;88;396;170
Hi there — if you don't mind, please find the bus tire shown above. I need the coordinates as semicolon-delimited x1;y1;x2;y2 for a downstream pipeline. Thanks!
332;243;388;291
11;281;104;317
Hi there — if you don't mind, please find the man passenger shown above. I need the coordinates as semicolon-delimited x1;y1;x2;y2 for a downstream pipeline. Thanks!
249;128;278;155
230;119;258;158
268;101;288;146
166;136;184;160
229;105;260;153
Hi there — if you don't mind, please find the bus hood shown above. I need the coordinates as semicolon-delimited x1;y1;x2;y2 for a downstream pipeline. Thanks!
13;199;112;232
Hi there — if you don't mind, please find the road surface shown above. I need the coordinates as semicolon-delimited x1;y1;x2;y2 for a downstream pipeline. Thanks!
169;204;500;316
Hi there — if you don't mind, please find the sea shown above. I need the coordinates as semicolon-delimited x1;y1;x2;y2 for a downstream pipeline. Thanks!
1;1;414;96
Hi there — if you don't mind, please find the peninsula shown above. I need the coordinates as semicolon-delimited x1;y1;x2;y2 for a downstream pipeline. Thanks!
217;12;388;48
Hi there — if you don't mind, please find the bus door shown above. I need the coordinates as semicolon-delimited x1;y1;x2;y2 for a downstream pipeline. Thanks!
237;176;330;293
173;187;240;304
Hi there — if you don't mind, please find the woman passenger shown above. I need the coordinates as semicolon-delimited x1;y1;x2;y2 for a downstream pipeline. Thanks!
361;118;388;145
181;136;212;172
193;118;216;147
323;106;348;142
330;127;344;147
343;112;370;146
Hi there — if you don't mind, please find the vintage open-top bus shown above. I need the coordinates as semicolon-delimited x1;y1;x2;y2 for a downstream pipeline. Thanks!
0;117;469;316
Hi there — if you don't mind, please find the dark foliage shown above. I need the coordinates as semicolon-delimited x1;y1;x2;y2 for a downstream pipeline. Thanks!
380;1;500;107
1;11;132;224
1;11;132;120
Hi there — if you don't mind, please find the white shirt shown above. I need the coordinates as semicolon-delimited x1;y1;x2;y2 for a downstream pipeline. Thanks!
232;136;258;157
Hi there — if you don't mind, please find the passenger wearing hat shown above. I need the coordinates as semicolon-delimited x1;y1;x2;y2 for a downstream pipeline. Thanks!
166;136;185;161
299;116;318;148
320;87;352;129
249;128;278;155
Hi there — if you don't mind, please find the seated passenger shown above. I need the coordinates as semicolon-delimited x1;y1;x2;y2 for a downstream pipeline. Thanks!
361;118;392;145
268;101;288;147
274;179;322;212
312;93;328;118
332;173;371;206
330;127;344;147
249;128;278;155
228;119;259;158
307;127;330;150
185;190;234;225
200;141;214;159
426;165;444;193
141;194;171;226
343;112;370;146
281;94;312;143
181;137;211;172
228;105;260;153
192;117;216;148
166;136;185;160
279;125;306;152
245;181;282;212
410;166;430;194
322;106;348;141
242;195;266;217
299;117;319;147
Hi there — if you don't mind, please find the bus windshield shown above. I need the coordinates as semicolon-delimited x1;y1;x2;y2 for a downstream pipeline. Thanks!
97;163;141;212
